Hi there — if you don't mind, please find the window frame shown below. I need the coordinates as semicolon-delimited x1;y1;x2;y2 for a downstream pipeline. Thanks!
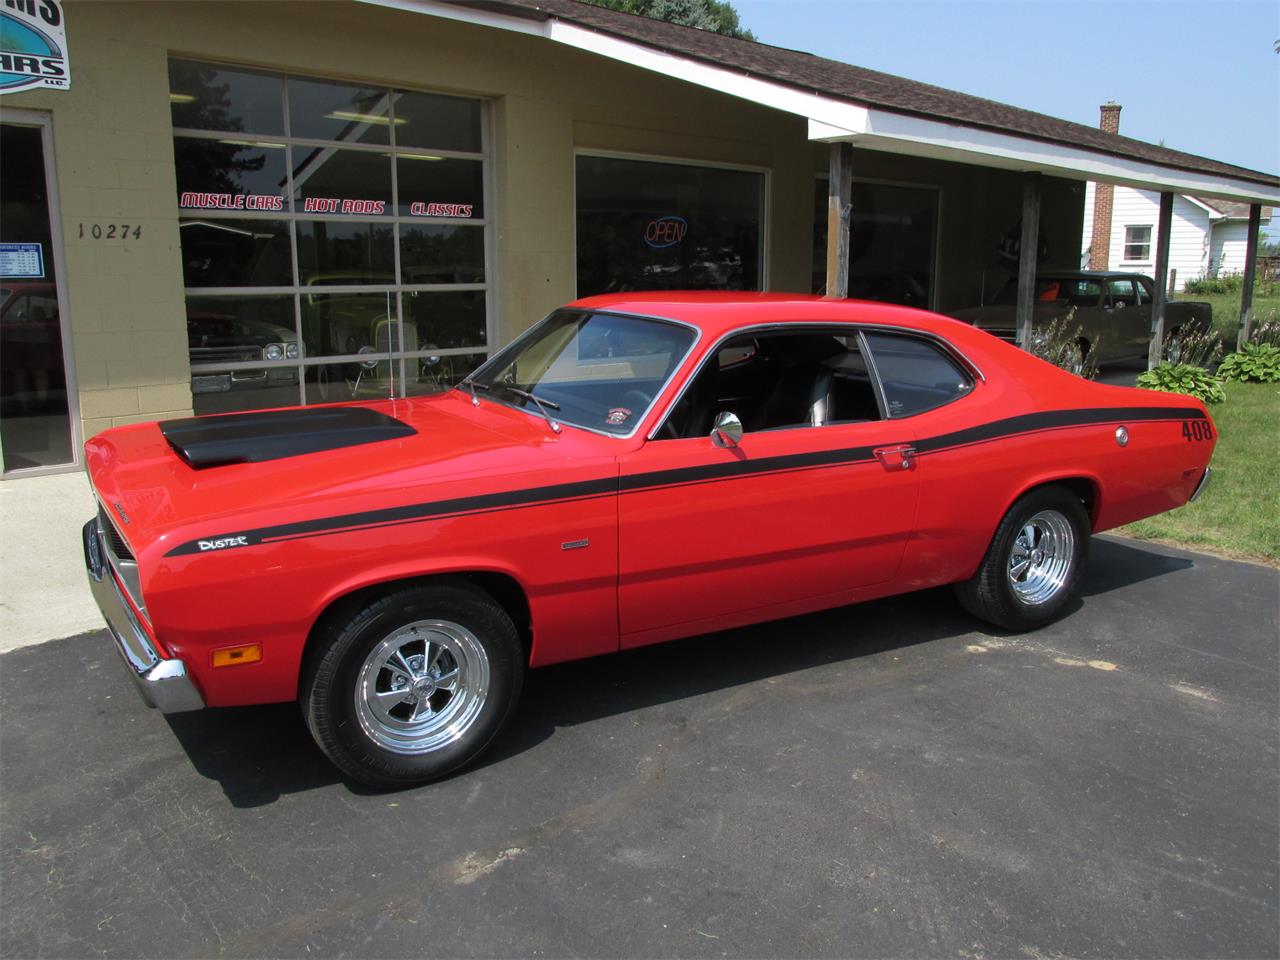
572;148;771;299
169;58;496;408
1122;224;1153;263
646;321;983;441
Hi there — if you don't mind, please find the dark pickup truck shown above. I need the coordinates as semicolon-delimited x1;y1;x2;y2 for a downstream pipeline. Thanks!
951;271;1213;368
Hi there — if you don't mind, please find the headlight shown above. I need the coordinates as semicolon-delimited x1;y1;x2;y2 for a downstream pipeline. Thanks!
285;342;299;359
264;343;285;361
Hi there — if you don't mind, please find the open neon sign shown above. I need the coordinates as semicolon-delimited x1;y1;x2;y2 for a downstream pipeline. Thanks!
643;216;687;249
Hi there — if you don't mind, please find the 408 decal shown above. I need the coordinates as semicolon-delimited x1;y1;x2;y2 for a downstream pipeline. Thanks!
1181;420;1213;442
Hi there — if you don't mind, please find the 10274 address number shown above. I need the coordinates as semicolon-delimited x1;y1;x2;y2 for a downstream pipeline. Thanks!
78;223;142;241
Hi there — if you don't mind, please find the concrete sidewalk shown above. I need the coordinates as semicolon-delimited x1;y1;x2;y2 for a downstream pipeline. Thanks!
3;536;1276;959
0;471;99;651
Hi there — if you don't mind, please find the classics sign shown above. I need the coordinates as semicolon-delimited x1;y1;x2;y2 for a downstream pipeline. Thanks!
0;0;70;94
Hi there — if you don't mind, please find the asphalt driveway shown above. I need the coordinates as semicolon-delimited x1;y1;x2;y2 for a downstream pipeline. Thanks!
2;536;1277;959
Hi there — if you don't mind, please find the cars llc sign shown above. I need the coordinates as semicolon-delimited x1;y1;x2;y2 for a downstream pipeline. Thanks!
643;216;687;249
0;0;70;94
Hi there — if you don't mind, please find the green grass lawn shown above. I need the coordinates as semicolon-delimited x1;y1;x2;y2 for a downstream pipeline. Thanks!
1117;380;1280;565
1193;289;1280;344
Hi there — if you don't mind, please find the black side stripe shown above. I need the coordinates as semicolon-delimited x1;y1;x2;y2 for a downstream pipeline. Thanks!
164;405;1205;557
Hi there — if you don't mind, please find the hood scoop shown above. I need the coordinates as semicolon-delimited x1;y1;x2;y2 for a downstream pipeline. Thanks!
159;407;417;468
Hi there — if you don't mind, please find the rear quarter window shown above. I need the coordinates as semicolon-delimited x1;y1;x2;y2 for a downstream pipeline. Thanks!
863;332;973;417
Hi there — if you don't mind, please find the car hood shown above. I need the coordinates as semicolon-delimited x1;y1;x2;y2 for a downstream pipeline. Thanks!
85;392;619;561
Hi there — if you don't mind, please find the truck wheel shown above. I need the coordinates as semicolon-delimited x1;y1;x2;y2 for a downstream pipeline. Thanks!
1163;327;1184;363
954;486;1090;632
301;581;524;788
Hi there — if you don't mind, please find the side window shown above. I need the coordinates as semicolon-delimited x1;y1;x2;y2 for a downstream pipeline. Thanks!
1108;279;1137;307
654;328;883;439
863;332;973;417
1134;278;1152;305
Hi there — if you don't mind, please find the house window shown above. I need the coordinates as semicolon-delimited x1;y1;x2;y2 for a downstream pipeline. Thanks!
575;154;764;298
169;59;492;415
1123;225;1152;262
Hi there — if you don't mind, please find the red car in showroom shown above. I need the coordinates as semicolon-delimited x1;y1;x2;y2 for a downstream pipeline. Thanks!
83;293;1215;787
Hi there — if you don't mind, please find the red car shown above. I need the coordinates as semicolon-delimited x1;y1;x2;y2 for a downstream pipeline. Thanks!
83;293;1215;787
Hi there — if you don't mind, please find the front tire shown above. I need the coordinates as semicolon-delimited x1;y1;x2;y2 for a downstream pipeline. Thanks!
302;581;524;787
954;486;1090;631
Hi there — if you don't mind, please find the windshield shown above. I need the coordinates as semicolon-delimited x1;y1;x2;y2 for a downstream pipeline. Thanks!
466;309;697;435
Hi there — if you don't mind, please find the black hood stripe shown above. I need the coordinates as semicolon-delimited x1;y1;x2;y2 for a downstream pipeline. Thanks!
164;405;1205;557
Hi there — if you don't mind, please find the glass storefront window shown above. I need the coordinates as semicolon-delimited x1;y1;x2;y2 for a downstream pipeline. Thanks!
292;148;392;215
810;179;939;308
296;220;395;286
179;219;292;287
575;154;764;298
400;225;485;284
169;58;492;413
404;352;487;396
169;61;285;136
390;90;482;152
301;292;397;359
402;291;487;352
185;296;298;366
1;119;75;474
174;137;288;209
395;156;484;218
287;77;392;145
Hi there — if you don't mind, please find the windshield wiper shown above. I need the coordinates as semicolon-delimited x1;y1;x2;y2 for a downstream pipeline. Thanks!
501;385;562;434
459;377;491;406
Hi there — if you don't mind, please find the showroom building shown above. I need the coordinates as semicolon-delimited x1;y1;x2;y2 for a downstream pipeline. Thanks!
0;0;1276;555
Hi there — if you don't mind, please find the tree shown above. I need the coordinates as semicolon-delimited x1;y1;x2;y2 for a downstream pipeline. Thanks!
582;0;755;40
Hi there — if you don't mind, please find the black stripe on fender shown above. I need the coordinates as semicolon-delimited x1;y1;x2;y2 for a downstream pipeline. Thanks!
164;476;618;557
164;405;1206;557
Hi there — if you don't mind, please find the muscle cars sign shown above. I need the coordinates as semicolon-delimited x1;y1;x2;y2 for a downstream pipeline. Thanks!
0;0;70;95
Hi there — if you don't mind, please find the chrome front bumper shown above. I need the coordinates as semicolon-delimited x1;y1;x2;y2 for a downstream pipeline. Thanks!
82;519;205;713
1189;466;1212;503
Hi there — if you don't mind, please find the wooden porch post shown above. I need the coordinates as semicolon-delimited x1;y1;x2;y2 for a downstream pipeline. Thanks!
1147;191;1174;370
825;142;853;298
1237;203;1263;348
1015;173;1041;348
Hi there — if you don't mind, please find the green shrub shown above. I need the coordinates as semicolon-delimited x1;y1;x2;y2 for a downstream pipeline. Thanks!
1136;363;1226;404
1184;274;1280;298
1217;342;1280;383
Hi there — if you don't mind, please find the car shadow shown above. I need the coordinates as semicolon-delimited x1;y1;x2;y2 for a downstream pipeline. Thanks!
164;537;1191;805
1085;535;1194;596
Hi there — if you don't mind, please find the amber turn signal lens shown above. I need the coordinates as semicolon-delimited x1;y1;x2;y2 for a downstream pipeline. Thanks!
211;644;262;668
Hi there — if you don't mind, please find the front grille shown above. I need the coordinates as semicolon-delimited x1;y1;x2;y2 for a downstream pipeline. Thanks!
98;506;134;562
190;346;262;365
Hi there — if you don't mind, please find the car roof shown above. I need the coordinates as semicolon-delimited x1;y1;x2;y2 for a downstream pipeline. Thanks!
568;291;971;341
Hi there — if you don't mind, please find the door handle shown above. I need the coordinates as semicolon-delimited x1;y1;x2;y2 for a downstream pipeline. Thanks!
874;444;917;472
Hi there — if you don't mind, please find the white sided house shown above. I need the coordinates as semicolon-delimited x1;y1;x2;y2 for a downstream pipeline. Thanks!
1081;183;1267;290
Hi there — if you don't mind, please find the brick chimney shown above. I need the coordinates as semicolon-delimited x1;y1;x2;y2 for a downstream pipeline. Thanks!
1088;102;1122;270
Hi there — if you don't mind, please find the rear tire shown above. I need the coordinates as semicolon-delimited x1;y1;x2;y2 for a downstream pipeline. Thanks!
954;486;1090;631
301;581;524;788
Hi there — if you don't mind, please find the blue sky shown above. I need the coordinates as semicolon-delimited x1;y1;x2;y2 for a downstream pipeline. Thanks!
736;0;1280;177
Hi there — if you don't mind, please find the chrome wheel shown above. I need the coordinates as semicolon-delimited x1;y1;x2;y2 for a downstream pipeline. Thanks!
353;619;491;755
1007;509;1076;605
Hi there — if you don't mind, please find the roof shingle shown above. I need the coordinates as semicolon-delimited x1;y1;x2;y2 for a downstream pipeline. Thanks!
484;0;1278;190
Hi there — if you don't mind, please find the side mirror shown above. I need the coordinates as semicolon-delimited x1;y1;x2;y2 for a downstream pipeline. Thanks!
711;411;743;448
